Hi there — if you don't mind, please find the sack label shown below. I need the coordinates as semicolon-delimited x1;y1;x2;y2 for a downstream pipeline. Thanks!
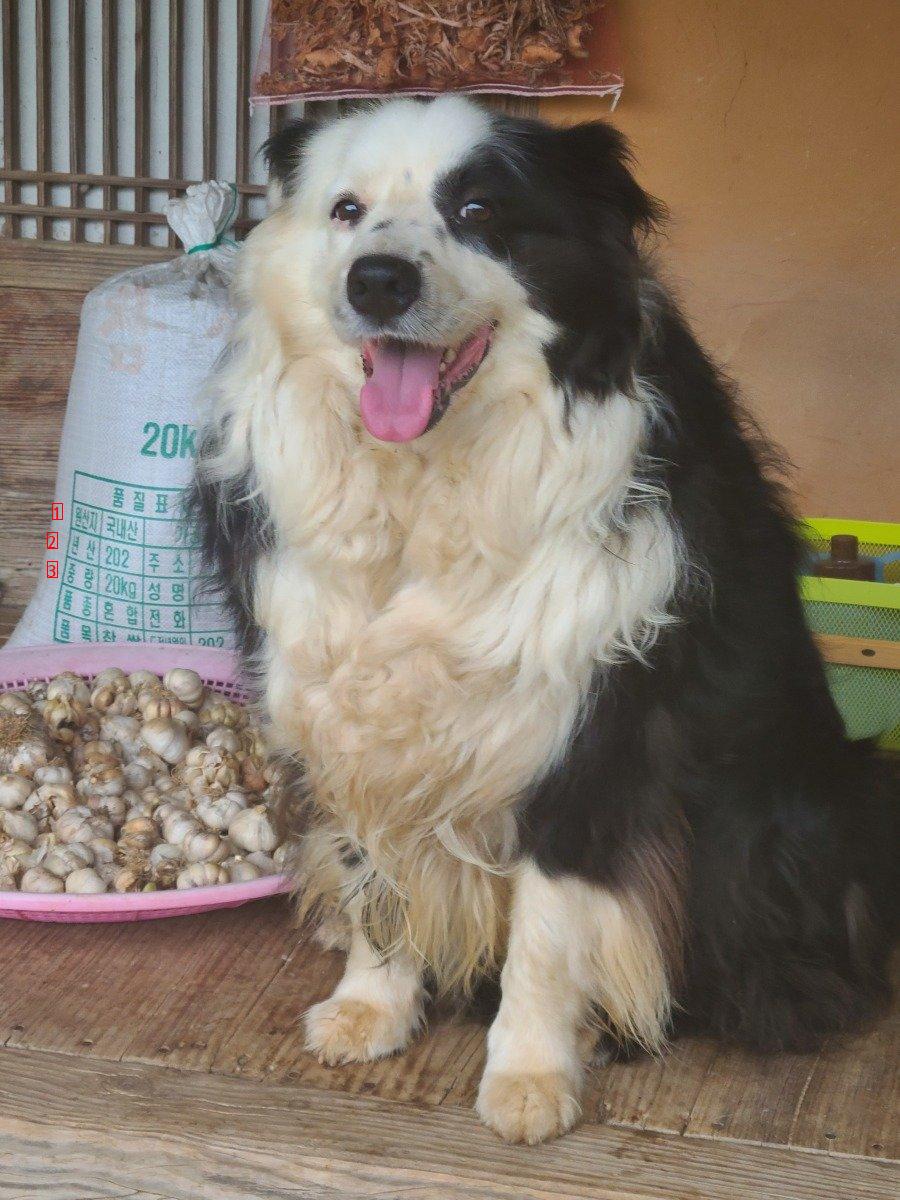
51;470;228;647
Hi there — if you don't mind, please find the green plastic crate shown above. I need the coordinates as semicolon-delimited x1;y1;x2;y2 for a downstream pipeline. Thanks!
799;518;900;748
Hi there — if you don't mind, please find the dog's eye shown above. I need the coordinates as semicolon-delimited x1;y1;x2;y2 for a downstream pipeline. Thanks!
457;200;493;225
331;197;366;225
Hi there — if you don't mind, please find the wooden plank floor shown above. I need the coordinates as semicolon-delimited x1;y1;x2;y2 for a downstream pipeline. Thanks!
0;852;896;1198
1;280;898;1197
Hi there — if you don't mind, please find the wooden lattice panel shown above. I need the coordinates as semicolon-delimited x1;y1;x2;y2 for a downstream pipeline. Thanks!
0;0;282;252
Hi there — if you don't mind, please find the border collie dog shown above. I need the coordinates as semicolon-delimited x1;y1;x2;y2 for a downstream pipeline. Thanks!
192;97;895;1144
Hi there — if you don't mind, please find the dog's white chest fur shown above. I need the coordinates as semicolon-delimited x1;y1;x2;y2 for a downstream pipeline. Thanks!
240;359;679;984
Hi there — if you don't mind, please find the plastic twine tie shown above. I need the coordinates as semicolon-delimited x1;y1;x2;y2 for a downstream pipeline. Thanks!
187;183;239;254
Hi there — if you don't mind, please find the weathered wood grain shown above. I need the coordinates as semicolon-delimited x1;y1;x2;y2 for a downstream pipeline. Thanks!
1;1047;897;1200
0;899;895;1166
0;240;173;290
0;285;81;607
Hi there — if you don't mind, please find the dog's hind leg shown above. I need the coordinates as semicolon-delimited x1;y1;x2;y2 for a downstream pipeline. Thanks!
477;860;671;1144
304;901;425;1067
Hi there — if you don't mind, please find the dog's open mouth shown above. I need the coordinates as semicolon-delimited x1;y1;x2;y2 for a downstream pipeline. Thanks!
359;324;494;443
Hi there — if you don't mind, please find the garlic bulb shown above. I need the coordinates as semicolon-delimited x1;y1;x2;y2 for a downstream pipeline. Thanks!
20;865;65;893
35;782;77;817
32;829;58;855
100;714;143;758
149;842;183;870
73;739;118;771
224;855;262;882
198;699;244;730
128;670;160;690
176;862;228;889
93;860;122;886
118;816;158;851
124;799;154;822
47;672;91;704
1;808;38;844
93;668;129;690
164;668;205;708
65;866;108;894
55;806;104;845
162;811;200;846
148;842;183;887
195;790;247;833
91;675;133;711
33;763;73;787
122;759;153;790
1;838;34;874
182;831;231;864
205;726;242;755
43;695;89;744
153;799;190;826
90;677;137;716
22;792;52;827
43;842;94;878
89;836;117;864
0;773;34;809
182;745;239;797
229;805;278;853
9;736;51;776
174;709;200;733
141;717;189;765
141;693;185;721
84;792;127;824
113;866;144;892
76;762;125;799
245;851;278;876
152;774;179;796
0;868;17;891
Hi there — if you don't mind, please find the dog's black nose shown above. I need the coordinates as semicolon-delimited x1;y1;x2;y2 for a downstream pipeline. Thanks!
346;254;421;323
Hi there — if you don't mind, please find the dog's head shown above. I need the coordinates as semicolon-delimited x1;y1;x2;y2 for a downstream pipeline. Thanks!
257;96;661;443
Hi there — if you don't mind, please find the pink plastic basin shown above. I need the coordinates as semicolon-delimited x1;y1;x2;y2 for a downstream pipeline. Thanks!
0;643;291;921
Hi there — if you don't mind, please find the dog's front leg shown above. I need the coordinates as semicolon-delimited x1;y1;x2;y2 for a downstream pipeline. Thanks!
477;861;595;1145
304;904;425;1067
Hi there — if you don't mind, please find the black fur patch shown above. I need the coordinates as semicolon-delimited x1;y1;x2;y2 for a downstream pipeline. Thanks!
262;118;318;197
434;118;664;397
520;287;898;1051
184;419;273;664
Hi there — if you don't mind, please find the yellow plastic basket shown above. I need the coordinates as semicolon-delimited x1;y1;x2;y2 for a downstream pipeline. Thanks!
799;519;900;749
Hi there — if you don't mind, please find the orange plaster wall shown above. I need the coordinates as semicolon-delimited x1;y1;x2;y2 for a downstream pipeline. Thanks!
542;0;899;520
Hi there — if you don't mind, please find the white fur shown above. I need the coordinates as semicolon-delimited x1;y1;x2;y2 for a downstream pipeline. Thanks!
476;860;670;1143
304;897;425;1066
198;97;683;1141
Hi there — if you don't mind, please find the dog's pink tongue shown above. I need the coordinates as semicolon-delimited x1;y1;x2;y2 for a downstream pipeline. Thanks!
360;341;443;442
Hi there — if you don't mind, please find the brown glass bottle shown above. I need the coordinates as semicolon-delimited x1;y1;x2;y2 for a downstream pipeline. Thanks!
812;534;876;581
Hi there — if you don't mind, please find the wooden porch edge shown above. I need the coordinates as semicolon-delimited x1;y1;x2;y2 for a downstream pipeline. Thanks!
0;1046;895;1200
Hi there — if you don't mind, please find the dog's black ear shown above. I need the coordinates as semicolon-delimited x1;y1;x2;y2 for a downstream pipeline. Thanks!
553;121;665;246
261;118;318;206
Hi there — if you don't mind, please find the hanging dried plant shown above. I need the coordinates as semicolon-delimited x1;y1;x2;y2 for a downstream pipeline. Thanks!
257;0;602;96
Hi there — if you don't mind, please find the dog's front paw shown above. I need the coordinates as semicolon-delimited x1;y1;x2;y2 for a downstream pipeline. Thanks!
304;997;416;1066
476;1070;582;1145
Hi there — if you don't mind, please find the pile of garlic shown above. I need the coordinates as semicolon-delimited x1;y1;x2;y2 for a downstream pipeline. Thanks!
0;668;290;895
